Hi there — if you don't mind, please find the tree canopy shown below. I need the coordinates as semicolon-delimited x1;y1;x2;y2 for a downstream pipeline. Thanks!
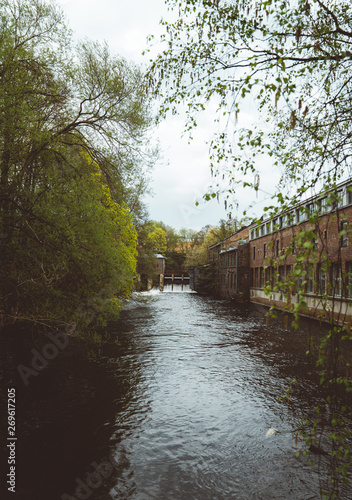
0;0;155;333
147;0;352;209
184;219;238;268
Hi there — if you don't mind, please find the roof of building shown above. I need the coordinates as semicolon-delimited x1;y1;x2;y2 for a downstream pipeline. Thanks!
155;254;165;259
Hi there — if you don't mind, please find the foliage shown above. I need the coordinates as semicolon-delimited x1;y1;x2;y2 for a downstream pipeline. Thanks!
184;219;237;269
136;221;187;280
0;0;154;333
261;192;352;498
147;0;352;205
147;1;352;495
153;221;183;252
147;226;167;254
9;151;137;328
184;245;209;269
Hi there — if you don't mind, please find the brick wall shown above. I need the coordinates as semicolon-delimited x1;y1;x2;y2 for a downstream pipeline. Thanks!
205;179;352;322
249;199;352;323
217;224;251;301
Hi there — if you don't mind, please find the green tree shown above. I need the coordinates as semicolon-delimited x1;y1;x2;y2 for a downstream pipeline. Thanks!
147;0;352;205
147;226;167;253
184;220;236;268
14;151;137;328
145;222;188;275
152;221;182;252
0;0;154;332
135;221;166;287
177;227;197;251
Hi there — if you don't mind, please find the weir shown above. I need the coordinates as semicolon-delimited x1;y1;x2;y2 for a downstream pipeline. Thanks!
161;274;191;292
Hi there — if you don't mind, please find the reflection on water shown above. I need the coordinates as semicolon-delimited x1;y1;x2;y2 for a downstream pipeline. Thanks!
0;291;351;499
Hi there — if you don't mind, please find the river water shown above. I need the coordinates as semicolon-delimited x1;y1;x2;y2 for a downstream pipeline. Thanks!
1;289;351;499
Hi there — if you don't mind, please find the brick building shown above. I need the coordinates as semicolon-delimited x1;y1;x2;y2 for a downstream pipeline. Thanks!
207;225;251;301
207;178;352;323
248;180;352;323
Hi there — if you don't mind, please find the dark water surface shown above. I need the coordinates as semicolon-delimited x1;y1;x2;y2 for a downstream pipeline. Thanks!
1;290;351;499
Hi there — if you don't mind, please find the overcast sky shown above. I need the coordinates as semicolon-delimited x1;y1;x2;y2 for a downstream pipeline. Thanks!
55;0;280;230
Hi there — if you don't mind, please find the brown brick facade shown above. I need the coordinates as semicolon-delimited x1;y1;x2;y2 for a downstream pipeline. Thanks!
206;179;352;323
207;225;251;300
218;243;250;301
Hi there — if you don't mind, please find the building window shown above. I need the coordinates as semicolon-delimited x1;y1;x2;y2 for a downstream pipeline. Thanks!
347;188;352;206
266;222;271;234
341;221;348;247
265;267;272;286
296;208;301;223
278;266;285;290
260;268;264;288
338;189;344;208
260;225;265;236
318;264;327;295
319;197;327;214
292;240;296;255
331;189;343;210
295;268;303;294
263;243;266;258
287;212;294;226
313;231;318;251
253;246;256;261
332;263;342;297
272;267;277;286
276;240;280;257
307;203;315;217
306;264;314;294
255;267;259;288
346;262;352;298
267;267;272;286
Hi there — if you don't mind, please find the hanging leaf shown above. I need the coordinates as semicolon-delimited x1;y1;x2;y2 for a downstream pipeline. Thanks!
290;110;296;128
295;27;302;45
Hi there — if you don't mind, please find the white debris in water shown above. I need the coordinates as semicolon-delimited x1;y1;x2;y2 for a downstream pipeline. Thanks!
265;428;279;437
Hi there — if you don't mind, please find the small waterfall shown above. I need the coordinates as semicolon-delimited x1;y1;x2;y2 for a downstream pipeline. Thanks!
162;276;194;293
163;283;192;293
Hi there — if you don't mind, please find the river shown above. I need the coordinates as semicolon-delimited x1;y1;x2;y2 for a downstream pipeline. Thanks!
1;289;351;499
